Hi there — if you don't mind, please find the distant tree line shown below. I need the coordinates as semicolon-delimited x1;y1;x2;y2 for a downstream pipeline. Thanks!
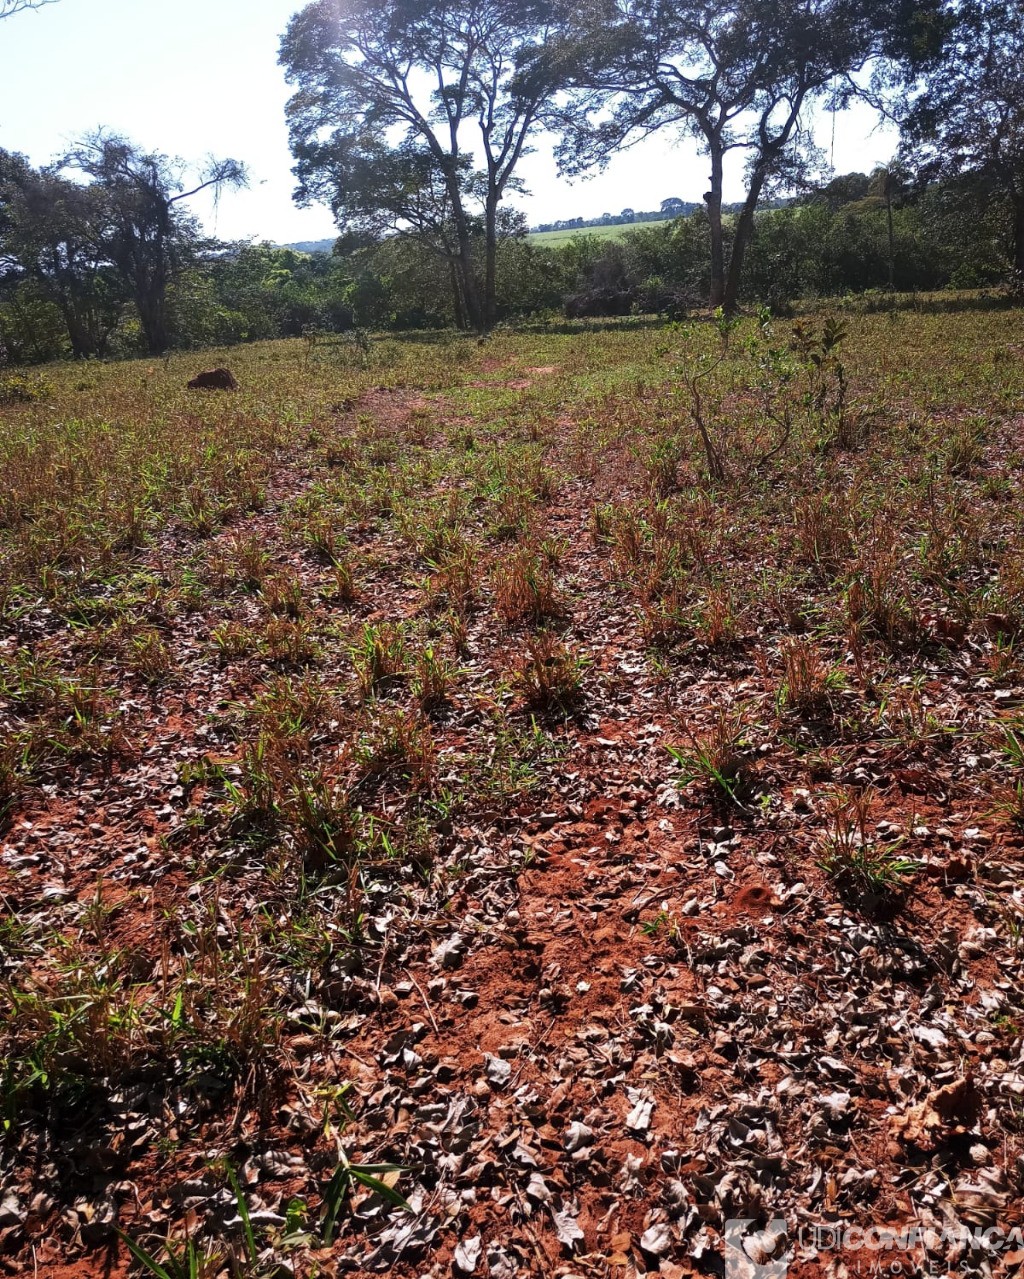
1;161;1018;362
533;198;700;233
2;0;1024;359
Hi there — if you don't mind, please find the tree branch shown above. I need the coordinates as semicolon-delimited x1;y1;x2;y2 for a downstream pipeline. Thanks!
0;0;57;19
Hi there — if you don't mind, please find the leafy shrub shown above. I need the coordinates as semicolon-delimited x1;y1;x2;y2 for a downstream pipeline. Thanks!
0;371;53;405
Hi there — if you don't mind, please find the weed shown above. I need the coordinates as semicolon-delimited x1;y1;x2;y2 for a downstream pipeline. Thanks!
128;629;173;683
401;493;467;561
817;788;916;897
245;675;336;748
988;552;1024;637
446;610;470;657
639;589;689;648
849;554;924;649
590;502;615;544
985;636;1021;683
225;533;271;591
356;708;435;791
224;734;282;828
608;506;647;572
116;1228;226;1279
793;492;854;575
641;909;682;945
212;622;257;662
261;573;304;619
695;585;740;648
0;740;27;827
263;617;320;666
413;643;458;712
304;515;345;565
287;771;357;871
876;681;950;747
328;556;358;603
668;707;752;806
1001;725;1024;768
514;631;587;713
428;545;479;616
996;781;1024;831
489;485;535;540
777;639;845;716
321;1153;411;1246
645;434;684;498
942;420;985;476
353;622;407;698
492;545;559;627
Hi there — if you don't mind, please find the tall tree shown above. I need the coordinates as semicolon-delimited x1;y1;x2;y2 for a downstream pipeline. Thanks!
900;0;1024;281
280;0;567;331
866;162;910;289
554;0;940;312
65;134;246;354
0;152;122;357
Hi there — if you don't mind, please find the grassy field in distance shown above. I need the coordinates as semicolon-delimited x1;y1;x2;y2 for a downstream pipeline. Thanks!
528;216;672;245
2;303;1024;1275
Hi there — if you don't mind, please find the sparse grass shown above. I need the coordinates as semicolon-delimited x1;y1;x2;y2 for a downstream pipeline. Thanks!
514;631;588;713
3;311;1024;1275
668;706;752;806
817;788;917;898
492;544;559;626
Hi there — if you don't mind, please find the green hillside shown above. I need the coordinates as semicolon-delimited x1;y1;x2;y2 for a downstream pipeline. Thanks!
528;217;672;246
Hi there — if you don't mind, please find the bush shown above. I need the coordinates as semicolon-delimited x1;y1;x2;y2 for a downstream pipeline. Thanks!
0;299;68;365
0;370;53;404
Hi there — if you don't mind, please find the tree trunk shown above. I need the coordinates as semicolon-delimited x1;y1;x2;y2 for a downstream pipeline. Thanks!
56;296;88;358
443;167;484;333
455;249;483;333
721;161;772;315
67;318;88;359
137;287;169;354
1014;195;1024;280
886;188;895;290
705;142;726;309
449;259;467;330
484;194;498;332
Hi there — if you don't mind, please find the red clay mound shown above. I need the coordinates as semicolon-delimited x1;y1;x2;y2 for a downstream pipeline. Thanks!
187;367;238;390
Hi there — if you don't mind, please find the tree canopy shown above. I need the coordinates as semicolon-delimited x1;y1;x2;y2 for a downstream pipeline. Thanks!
5;0;1024;355
280;0;571;330
901;0;1024;278
550;0;949;312
64;134;246;353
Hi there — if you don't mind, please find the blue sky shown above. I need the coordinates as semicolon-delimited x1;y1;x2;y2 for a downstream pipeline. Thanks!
0;0;898;243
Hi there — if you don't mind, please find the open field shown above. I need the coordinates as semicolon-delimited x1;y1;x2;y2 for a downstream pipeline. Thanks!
528;218;672;246
2;309;1024;1277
